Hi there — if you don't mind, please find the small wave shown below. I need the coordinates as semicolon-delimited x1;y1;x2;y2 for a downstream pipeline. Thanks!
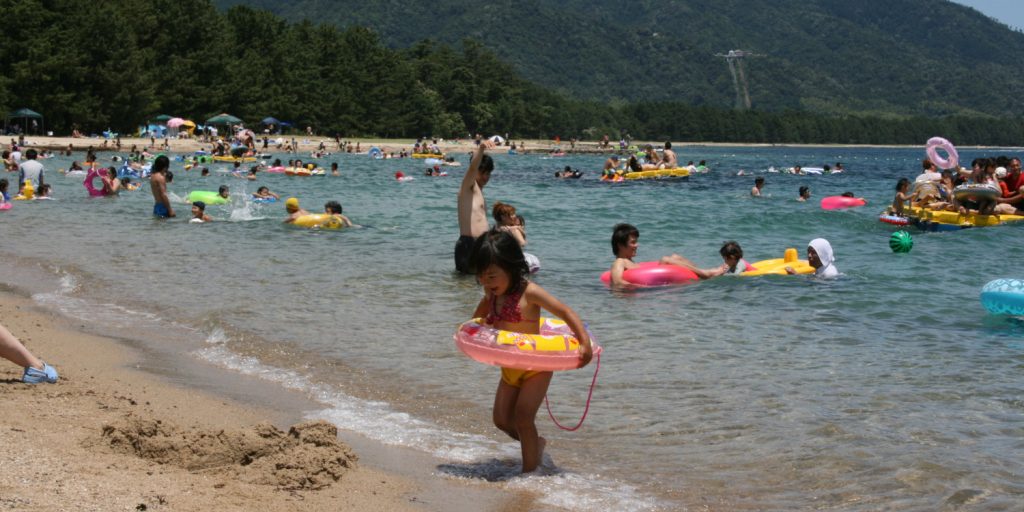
193;343;663;511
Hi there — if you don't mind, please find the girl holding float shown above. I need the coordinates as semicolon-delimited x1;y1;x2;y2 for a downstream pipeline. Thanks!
459;229;595;474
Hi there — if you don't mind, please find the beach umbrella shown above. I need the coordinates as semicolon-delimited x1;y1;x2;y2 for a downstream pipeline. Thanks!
206;113;242;125
6;107;44;135
181;120;196;128
261;117;280;125
151;114;173;123
166;117;185;128
489;135;506;144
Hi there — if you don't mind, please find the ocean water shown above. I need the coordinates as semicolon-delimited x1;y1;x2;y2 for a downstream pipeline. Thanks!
2;145;1022;511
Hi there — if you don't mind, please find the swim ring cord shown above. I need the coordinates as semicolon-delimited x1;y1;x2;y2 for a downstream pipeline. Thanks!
544;353;601;431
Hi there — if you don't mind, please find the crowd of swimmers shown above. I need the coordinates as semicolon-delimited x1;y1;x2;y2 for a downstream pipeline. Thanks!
888;156;1024;217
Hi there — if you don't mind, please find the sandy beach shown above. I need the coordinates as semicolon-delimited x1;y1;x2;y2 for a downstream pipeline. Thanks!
21;134;1016;160
0;290;532;511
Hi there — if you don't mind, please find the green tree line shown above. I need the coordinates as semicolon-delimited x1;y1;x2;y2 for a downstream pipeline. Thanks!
1;0;1022;145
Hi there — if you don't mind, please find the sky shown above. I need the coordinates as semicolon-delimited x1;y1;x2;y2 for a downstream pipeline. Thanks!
952;0;1024;30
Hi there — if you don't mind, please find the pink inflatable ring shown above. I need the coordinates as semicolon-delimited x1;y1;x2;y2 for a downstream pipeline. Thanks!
454;317;600;371
821;196;866;210
600;261;699;287
926;136;959;170
83;167;109;197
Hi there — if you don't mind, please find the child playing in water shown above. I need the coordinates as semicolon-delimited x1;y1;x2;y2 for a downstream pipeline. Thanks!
608;223;641;288
0;178;10;202
283;197;309;223
660;241;749;278
891;178;912;216
252;186;279;200
191;201;212;223
751;177;765;197
468;229;594;473
324;201;355;227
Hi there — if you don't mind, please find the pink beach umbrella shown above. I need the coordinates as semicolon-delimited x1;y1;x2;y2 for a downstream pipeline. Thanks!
166;118;185;128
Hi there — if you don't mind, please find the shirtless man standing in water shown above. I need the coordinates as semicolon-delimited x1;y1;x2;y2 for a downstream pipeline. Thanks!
150;155;175;218
455;140;495;273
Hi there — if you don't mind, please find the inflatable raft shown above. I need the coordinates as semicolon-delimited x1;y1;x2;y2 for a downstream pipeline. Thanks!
741;248;814;276
906;206;1024;232
213;156;257;163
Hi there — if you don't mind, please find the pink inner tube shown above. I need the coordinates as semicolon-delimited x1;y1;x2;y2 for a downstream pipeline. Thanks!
454;318;601;371
0;202;11;210
821;196;867;210
265;166;287;173
600;261;699;287
926;136;959;170
83;168;108;197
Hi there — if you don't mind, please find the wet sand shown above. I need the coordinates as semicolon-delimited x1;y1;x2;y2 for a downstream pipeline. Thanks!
0;290;533;511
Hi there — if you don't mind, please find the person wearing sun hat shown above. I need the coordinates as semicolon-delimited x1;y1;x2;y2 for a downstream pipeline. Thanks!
283;196;308;224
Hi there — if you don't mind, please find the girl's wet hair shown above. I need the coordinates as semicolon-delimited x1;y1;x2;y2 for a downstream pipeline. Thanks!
896;177;910;191
468;229;529;286
799;185;809;196
325;200;342;214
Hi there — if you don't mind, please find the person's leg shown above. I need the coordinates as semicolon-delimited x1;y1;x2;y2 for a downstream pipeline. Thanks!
493;377;520;440
514;371;553;473
660;254;697;268
0;321;43;370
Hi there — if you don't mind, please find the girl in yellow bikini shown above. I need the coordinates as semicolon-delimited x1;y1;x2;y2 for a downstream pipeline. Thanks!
467;229;593;473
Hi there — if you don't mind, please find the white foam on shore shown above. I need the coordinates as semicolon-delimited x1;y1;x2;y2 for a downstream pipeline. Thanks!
194;342;665;511
28;269;662;511
31;269;176;332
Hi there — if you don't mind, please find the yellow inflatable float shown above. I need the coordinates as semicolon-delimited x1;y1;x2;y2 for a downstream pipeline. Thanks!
741;248;814;276
213;156;257;163
14;179;34;200
905;206;1024;231
292;214;346;229
623;168;690;180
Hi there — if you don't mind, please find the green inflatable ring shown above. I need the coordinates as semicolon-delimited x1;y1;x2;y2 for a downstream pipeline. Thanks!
186;190;229;205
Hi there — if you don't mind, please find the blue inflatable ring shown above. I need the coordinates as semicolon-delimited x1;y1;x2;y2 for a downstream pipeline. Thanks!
980;278;1024;315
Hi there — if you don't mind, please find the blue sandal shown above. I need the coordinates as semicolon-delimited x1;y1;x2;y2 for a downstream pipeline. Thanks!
22;363;58;384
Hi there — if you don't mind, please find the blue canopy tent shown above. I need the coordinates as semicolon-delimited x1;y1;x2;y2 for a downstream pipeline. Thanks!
261;116;281;134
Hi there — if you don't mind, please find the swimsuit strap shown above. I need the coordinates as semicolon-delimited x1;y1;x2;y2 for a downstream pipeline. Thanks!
486;281;527;324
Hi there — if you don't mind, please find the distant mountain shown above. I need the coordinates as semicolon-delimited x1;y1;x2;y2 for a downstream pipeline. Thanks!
214;0;1024;117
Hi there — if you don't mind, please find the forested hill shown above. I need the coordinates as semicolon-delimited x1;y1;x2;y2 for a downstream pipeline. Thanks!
214;0;1024;117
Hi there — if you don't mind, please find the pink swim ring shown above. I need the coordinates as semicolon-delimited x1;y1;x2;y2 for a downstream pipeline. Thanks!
454;317;600;371
83;168;109;197
600;261;699;287
926;136;959;170
821;196;866;210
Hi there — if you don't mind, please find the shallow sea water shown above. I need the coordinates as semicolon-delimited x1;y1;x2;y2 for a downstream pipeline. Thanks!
1;145;1022;511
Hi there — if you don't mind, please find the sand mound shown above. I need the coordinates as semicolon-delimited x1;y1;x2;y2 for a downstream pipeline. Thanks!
100;416;357;490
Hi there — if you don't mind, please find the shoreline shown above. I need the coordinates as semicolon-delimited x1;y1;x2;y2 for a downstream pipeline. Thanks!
0;286;533;511
14;135;1024;157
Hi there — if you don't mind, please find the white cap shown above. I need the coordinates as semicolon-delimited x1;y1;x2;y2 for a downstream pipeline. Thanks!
996;166;1008;178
